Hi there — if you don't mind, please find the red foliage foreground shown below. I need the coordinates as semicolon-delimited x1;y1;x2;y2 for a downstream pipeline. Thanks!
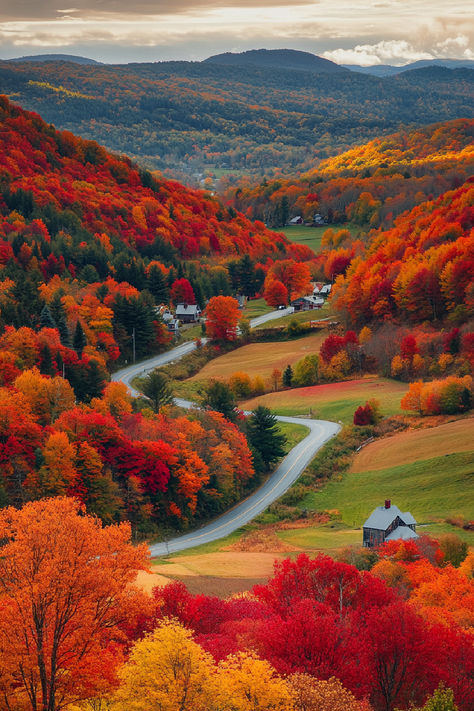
151;552;474;711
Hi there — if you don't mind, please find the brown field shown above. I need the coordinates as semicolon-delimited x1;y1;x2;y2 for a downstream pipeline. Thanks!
135;570;172;594
150;551;286;597
351;417;474;473
188;331;325;382
157;552;284;578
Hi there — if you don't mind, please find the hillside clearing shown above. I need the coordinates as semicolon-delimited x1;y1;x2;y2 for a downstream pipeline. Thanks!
351;417;474;472
301;451;474;530
186;330;326;382
241;377;407;423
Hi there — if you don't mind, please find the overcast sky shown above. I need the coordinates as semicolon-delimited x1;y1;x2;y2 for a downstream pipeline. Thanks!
0;1;472;66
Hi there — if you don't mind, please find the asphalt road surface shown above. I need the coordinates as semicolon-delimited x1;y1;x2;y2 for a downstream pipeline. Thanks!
113;308;340;555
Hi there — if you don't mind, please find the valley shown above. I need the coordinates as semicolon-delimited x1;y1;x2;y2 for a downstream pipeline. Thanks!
0;42;472;711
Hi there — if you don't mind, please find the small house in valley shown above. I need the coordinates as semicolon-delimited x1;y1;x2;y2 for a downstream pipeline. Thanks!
289;215;303;225
291;295;325;311
363;500;418;548
175;303;201;323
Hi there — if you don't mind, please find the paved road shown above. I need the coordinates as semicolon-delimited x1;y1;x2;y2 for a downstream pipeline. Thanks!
113;309;340;555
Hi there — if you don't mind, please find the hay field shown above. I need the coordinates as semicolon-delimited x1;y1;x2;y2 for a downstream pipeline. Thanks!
188;331;325;382
352;417;474;473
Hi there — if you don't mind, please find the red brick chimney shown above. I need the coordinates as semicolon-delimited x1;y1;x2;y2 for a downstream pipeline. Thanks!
385;499;391;509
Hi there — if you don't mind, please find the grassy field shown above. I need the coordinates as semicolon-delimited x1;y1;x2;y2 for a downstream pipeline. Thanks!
280;223;358;255
186;330;325;382
241;376;408;424
242;298;272;319
276;522;361;551
301;450;474;529
351;417;474;473
255;302;335;329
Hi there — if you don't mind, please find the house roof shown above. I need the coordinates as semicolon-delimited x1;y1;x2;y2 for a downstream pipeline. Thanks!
289;216;302;223
176;304;200;315
385;526;419;542
363;504;417;531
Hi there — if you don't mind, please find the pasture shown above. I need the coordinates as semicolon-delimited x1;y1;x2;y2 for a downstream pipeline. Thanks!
186;330;326;382
241;376;408;424
351;417;474;473
301;449;474;530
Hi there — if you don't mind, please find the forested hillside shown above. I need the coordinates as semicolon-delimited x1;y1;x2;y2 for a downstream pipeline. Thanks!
0;96;308;531
227;119;474;228
0;58;472;177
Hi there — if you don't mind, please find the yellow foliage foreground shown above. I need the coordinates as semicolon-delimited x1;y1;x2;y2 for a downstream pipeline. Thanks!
73;620;372;711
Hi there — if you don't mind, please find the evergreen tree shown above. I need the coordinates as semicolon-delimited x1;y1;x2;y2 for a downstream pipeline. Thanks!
246;406;287;470
202;380;237;422
73;321;87;358
140;371;174;412
50;293;71;346
147;265;169;304
39;343;55;376
83;360;106;402
40;304;57;330
283;364;293;387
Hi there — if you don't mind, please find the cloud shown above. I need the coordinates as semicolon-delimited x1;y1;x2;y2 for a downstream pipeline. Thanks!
323;40;434;66
0;0;317;21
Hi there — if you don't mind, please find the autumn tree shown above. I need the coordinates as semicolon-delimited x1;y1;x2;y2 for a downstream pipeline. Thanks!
216;652;296;711
205;296;240;342
0;497;149;711
112;620;217;711
289;674;372;711
264;279;288;308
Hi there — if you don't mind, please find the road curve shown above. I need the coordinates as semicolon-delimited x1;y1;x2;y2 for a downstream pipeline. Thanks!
112;308;340;555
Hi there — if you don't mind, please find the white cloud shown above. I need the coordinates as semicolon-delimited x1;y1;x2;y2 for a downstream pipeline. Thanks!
323;40;434;67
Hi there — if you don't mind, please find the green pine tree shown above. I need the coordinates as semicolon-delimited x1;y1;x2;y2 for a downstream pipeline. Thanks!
73;321;87;358
202;380;237;422
283;364;293;387
140;371;174;413
40;304;57;330
246;406;286;470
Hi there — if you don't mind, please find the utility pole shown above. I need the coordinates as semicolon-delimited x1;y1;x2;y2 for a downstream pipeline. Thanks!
132;327;136;363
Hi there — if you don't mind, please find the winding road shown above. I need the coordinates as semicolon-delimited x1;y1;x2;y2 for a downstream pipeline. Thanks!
112;307;340;556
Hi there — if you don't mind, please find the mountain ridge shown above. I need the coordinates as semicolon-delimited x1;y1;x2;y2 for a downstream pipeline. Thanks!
203;48;347;74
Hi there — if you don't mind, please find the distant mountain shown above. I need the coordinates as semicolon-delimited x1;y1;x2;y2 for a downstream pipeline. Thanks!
204;48;347;74
1;56;472;179
6;53;101;65
343;58;474;77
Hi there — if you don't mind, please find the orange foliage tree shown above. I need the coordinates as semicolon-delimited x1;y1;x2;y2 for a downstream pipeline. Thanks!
0;497;149;711
205;296;240;342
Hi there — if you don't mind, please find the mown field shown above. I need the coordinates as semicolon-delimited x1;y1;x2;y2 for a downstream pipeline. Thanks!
187;330;326;382
241;376;408;424
301;446;474;531
279;223;358;255
351;417;474;472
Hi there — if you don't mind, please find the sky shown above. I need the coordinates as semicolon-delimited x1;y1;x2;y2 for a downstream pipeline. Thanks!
0;1;472;66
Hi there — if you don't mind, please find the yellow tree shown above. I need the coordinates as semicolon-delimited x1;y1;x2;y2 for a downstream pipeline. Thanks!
112;620;217;711
0;497;149;711
216;652;296;711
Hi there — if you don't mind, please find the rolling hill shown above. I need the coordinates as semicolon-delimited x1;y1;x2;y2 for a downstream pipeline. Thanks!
204;48;347;74
0;56;472;179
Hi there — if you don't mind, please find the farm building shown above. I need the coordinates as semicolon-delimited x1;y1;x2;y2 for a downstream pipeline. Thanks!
363;500;418;548
289;215;303;224
175;303;202;323
291;295;325;311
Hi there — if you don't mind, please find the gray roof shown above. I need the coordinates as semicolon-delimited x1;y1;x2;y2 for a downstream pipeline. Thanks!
176;304;200;315
385;526;419;542
363;504;417;531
